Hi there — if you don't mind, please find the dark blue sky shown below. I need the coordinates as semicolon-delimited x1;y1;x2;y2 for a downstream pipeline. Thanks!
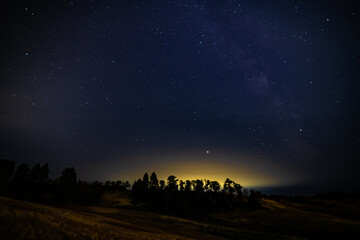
1;1;359;190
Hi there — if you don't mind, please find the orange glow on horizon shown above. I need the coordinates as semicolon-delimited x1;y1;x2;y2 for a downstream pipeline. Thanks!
98;151;300;188
134;161;285;187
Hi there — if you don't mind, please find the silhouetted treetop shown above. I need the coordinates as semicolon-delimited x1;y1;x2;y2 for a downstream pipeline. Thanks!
29;163;49;182
13;163;30;183
210;181;220;192
166;175;178;191
179;180;185;191
132;179;142;191
194;179;204;192
0;159;15;183
142;172;149;189
185;180;192;191
223;178;235;194
59;167;77;186
1;162;267;212
150;172;159;190
204;180;211;192
159;180;165;190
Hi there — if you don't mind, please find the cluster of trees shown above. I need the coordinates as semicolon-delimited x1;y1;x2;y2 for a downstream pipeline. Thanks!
0;159;105;204
0;159;262;212
0;159;50;199
131;172;262;213
132;173;244;194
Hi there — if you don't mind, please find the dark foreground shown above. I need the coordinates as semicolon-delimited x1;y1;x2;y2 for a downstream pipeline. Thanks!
0;196;359;240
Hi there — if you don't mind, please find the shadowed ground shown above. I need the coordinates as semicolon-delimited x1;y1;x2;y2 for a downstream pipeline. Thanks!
0;196;359;239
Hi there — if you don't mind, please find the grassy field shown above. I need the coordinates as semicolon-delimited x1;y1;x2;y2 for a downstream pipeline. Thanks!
0;195;359;239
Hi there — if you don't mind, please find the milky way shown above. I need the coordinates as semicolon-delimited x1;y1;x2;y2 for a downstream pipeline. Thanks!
1;1;359;190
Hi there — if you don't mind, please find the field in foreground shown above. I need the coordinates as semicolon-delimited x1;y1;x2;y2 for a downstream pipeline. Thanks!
0;196;359;239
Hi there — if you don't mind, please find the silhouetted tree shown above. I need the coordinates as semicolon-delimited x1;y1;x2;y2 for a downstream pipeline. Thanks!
114;180;121;189
29;163;41;182
25;163;50;201
29;163;48;182
234;183;243;194
166;175;178;191
12;163;30;184
125;181;131;190
159;180;165;190
59;167;77;186
191;180;196;190
132;179;142;191
114;180;129;190
223;178;235;194
0;159;15;184
142;172;149;189
234;183;243;201
179;180;185;191
210;181;220;192
12;163;31;198
185;180;192;191
40;163;49;180
149;172;158;190
204;180;211;192
3;160;256;211
194;179;204;192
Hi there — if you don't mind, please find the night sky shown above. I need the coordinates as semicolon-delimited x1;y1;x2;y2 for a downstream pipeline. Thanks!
1;1;359;191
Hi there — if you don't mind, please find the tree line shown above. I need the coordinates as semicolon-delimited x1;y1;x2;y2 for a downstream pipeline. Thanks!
130;172;262;213
0;159;262;213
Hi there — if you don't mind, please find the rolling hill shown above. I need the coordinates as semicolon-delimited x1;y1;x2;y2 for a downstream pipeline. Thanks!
1;196;359;239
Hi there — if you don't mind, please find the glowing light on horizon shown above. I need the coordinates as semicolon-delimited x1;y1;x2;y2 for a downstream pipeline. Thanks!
143;161;282;187
95;152;301;188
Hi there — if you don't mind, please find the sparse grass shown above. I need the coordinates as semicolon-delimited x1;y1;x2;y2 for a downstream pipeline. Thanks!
0;196;359;239
101;191;133;207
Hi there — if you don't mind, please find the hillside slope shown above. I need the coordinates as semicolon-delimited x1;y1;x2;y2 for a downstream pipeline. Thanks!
0;197;359;239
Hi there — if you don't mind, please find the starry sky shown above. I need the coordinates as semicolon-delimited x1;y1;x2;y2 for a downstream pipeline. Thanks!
1;1;359;191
